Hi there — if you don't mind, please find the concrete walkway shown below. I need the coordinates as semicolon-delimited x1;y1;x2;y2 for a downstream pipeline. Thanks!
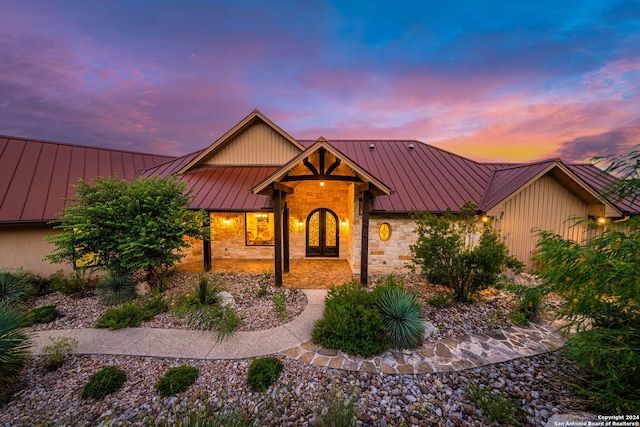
30;289;565;373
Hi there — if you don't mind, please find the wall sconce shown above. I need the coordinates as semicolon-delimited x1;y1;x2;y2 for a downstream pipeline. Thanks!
297;217;304;230
340;217;349;228
480;215;490;224
596;217;608;226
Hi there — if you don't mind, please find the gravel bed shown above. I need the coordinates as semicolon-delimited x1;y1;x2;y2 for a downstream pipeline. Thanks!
5;273;585;426
25;272;308;332
1;352;584;426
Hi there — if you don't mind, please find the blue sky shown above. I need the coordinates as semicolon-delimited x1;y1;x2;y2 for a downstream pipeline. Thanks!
1;0;638;162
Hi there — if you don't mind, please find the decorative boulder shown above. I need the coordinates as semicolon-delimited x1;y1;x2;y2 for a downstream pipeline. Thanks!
218;291;235;308
135;281;151;296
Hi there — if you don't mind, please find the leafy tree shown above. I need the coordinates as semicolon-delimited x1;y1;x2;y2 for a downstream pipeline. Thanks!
410;202;510;301
534;148;640;413
46;175;208;287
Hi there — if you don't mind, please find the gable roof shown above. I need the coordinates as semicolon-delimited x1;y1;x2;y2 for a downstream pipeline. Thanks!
0;135;174;224
178;109;305;173
252;139;393;197
480;159;622;217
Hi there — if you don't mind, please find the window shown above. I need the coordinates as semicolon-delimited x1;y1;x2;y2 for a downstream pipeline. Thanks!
245;212;274;246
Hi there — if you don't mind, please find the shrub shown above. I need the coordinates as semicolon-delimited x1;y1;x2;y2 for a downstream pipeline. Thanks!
96;273;137;306
411;203;512;301
465;381;527;425
24;305;61;326
376;287;424;349
508;284;546;324
40;336;78;371
563;328;640;414
0;309;31;395
95;295;167;330
157;365;199;397
246;357;284;392
312;280;386;357
0;268;35;309
50;269;95;297
159;402;256;427
535;213;640;413
426;293;455;308
314;386;359;427
81;366;127;400
273;290;286;320
173;277;240;341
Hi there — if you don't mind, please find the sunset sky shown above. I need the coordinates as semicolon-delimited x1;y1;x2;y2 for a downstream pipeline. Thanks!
1;0;639;163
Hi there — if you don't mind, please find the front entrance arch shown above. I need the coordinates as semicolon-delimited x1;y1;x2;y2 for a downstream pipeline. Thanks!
306;208;339;257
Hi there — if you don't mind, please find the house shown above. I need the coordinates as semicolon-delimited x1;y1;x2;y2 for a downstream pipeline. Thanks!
1;110;638;284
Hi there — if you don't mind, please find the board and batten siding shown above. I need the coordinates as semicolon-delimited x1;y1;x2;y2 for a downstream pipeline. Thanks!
204;122;301;165
488;174;589;268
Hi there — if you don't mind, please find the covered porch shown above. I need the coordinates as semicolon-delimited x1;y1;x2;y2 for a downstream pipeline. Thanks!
178;258;355;289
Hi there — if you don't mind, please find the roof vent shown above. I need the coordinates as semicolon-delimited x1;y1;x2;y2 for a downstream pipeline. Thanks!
369;144;375;150
408;144;414;150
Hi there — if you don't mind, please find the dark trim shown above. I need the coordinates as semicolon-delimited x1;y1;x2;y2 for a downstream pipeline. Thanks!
360;191;372;286
283;204;290;273
274;190;283;287
281;175;361;182
203;215;211;272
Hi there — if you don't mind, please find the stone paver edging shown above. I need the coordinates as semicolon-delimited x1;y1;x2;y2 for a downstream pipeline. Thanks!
281;322;565;375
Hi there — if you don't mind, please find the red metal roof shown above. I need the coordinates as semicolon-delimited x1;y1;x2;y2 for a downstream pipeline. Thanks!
568;163;640;215
182;166;278;211
0;135;174;223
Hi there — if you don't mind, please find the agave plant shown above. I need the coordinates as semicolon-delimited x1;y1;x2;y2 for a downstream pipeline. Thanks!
0;269;35;310
376;287;425;349
96;273;137;306
0;309;31;395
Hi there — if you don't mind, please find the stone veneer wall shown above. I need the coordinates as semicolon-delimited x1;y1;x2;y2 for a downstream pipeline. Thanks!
350;208;418;275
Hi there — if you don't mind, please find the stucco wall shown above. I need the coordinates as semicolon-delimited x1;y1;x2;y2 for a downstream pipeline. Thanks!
0;226;72;276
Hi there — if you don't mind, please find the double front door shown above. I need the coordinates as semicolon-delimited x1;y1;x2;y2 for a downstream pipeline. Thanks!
306;208;339;257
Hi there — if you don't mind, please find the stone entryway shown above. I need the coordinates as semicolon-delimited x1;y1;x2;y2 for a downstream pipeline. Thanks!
178;258;355;289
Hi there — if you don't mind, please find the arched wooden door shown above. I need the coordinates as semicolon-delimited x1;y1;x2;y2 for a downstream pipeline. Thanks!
306;208;339;257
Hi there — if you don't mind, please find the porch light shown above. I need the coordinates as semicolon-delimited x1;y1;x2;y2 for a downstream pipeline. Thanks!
320;180;325;187
481;215;490;224
297;217;304;229
596;216;608;226
341;217;348;228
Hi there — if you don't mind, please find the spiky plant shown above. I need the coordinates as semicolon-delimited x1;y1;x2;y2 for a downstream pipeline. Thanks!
0;309;32;395
96;273;137;306
376;287;425;349
0;269;35;310
195;272;223;305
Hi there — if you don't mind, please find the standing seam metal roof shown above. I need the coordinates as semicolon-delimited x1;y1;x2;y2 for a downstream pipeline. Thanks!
0;136;175;223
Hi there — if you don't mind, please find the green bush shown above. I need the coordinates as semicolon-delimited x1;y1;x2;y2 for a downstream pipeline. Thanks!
508;284;546;324
273;290;286;320
312;280;386;357
426;293;455;308
563;328;640;414
246;357;284;392
193;273;224;305
465;381;527;425
535;212;640;413
376;287;424;349
157;365;199;397
40;336;78;371
314;386;359;427
24;305;61;326
50;269;95;297
95;295;167;330
0;309;31;395
0;268;35;309
80;366;127;400
96;273;137;306
410;203;512;301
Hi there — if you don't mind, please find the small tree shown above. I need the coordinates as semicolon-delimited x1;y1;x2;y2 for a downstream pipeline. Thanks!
534;148;640;413
46;175;208;287
410;202;510;301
